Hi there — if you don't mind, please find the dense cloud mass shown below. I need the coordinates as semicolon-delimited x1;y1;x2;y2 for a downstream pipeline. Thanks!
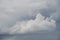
0;0;56;33
10;13;56;34
0;0;60;34
0;0;60;40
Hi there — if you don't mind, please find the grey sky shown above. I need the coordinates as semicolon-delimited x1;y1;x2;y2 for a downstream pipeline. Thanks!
0;0;60;40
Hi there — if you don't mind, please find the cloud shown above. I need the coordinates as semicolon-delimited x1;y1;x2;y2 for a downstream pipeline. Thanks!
0;0;60;40
0;32;58;40
9;13;56;34
0;0;48;34
0;0;60;34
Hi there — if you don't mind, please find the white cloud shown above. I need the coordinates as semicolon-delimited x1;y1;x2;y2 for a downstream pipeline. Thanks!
10;13;56;34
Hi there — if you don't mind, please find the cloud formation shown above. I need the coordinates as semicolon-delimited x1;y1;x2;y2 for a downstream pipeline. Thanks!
0;0;60;34
10;13;56;34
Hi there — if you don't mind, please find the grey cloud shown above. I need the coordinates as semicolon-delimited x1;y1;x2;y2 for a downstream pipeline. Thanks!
0;0;60;34
0;0;60;40
0;32;58;40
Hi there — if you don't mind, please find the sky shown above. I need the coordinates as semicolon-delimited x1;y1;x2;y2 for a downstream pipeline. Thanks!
0;0;60;40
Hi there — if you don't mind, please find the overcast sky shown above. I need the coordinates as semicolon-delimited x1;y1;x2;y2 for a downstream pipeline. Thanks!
0;0;60;40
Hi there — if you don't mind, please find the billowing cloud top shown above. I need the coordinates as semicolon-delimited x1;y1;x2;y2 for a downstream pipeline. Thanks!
0;0;60;34
10;13;56;34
